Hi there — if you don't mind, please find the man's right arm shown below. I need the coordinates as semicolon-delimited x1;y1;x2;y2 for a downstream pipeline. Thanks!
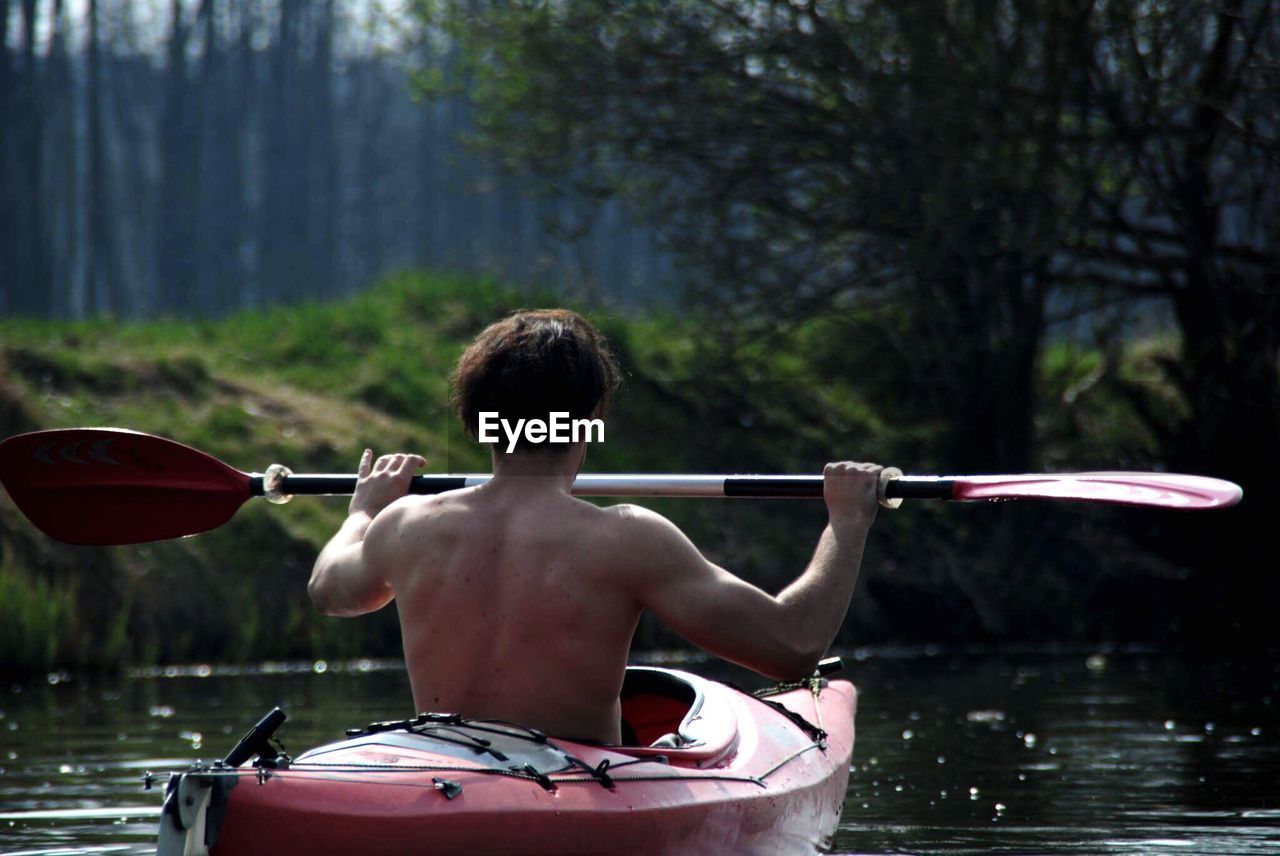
619;462;882;680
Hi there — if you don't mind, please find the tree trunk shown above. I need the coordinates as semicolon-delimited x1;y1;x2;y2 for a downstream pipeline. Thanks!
155;0;204;315
17;0;51;315
48;0;76;317
309;0;338;298
84;0;114;316
261;0;303;304
0;0;14;314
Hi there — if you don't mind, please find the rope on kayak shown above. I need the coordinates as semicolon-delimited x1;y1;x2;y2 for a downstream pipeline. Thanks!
755;741;826;782
173;762;767;790
559;752;672;789
336;712;724;791
349;712;549;745
378;724;515;762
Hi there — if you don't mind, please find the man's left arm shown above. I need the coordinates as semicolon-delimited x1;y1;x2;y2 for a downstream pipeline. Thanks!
308;450;424;617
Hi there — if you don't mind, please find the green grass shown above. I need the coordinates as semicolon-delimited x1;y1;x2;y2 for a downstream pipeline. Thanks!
0;556;80;674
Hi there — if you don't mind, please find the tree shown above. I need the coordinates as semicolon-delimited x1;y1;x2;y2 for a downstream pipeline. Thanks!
422;0;1279;641
309;0;339;299
11;0;52;315
196;0;244;311
261;0;305;304
86;0;123;315
1;0;15;313
1077;1;1279;470
1065;0;1280;640
155;0;205;314
47;0;77;317
0;0;15;313
421;0;1107;473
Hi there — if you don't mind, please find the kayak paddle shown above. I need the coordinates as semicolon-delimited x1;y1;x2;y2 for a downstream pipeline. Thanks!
0;428;1244;546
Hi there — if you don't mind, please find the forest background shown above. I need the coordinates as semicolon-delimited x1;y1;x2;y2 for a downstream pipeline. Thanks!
1;0;1276;675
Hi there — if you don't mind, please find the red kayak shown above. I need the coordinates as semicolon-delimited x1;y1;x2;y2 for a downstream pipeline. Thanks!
156;662;856;855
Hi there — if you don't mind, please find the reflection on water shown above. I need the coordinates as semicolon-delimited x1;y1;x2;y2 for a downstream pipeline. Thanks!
839;649;1280;854
0;649;1276;854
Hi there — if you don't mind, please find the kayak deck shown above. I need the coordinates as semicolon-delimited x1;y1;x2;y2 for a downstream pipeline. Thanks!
157;665;856;855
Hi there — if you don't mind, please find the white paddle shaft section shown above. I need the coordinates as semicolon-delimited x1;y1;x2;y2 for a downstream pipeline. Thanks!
574;474;820;496
572;474;734;496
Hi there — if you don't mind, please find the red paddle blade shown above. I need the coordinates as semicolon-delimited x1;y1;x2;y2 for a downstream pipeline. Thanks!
952;472;1243;510
0;428;252;545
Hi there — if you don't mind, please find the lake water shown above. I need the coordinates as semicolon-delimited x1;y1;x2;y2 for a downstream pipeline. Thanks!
1;648;1277;854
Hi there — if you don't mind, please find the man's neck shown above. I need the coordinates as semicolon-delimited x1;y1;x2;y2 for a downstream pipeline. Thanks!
488;445;584;493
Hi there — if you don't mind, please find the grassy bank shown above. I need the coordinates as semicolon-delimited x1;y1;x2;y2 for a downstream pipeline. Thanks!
1;273;1189;675
1;274;514;674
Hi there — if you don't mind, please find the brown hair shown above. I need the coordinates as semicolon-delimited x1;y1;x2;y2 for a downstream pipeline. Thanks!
451;309;621;453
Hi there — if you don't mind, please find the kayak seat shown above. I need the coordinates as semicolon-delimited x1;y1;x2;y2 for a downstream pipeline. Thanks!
620;667;699;746
618;667;740;766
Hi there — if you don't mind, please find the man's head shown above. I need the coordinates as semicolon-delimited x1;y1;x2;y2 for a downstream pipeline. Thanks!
451;309;621;455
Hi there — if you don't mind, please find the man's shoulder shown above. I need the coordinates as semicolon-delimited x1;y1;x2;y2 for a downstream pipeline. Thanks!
365;492;471;568
377;492;443;520
594;503;682;541
600;502;663;522
589;504;703;586
368;492;459;539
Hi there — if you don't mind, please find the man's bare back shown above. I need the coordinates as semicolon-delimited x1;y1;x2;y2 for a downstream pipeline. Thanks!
309;446;880;743
372;481;644;742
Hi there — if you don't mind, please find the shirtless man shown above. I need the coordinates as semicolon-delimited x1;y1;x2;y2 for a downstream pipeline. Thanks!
309;309;882;743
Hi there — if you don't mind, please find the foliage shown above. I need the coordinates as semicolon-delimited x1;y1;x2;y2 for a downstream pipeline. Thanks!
0;559;79;675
